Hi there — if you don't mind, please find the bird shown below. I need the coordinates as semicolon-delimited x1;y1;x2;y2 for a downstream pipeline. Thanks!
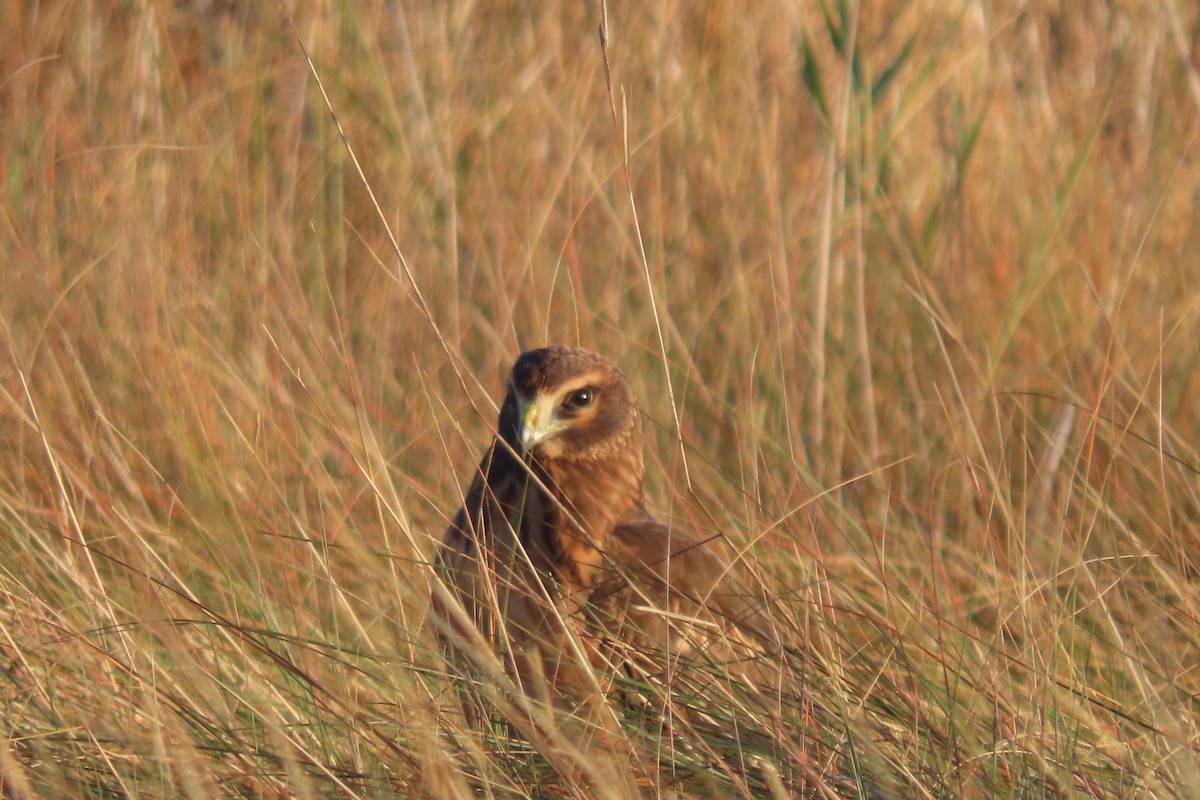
429;346;769;735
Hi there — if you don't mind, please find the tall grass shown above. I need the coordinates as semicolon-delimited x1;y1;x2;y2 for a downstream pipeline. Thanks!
1;1;1197;797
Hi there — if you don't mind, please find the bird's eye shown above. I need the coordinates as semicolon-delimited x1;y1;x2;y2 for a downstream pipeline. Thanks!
563;388;595;410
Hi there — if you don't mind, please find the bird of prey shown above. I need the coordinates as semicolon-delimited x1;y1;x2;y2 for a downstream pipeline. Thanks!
430;346;768;727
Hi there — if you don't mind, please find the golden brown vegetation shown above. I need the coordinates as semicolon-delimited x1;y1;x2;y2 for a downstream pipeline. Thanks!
1;1;1198;797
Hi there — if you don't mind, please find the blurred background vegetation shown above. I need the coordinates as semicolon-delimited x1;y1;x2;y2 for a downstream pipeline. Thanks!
1;1;1198;797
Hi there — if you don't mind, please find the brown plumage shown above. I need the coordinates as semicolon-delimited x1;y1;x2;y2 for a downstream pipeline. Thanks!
432;346;767;721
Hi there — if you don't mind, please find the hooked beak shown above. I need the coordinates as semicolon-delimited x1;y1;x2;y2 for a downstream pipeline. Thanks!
516;397;560;453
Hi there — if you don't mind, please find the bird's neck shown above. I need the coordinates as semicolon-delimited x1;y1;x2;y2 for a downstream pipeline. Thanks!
538;450;645;590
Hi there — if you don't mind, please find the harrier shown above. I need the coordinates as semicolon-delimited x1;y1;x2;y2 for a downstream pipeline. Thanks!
431;346;766;724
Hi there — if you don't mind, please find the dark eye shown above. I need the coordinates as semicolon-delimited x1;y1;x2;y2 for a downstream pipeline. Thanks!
563;388;595;410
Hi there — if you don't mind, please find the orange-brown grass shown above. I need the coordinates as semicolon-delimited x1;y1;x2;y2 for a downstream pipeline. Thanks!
1;1;1198;797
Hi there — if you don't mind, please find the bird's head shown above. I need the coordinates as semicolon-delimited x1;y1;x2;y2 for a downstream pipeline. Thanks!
498;346;640;463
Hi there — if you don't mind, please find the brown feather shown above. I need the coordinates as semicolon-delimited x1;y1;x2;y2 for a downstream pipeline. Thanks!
431;346;768;714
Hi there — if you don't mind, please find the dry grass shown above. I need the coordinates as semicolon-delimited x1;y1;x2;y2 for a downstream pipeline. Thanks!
2;1;1198;797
